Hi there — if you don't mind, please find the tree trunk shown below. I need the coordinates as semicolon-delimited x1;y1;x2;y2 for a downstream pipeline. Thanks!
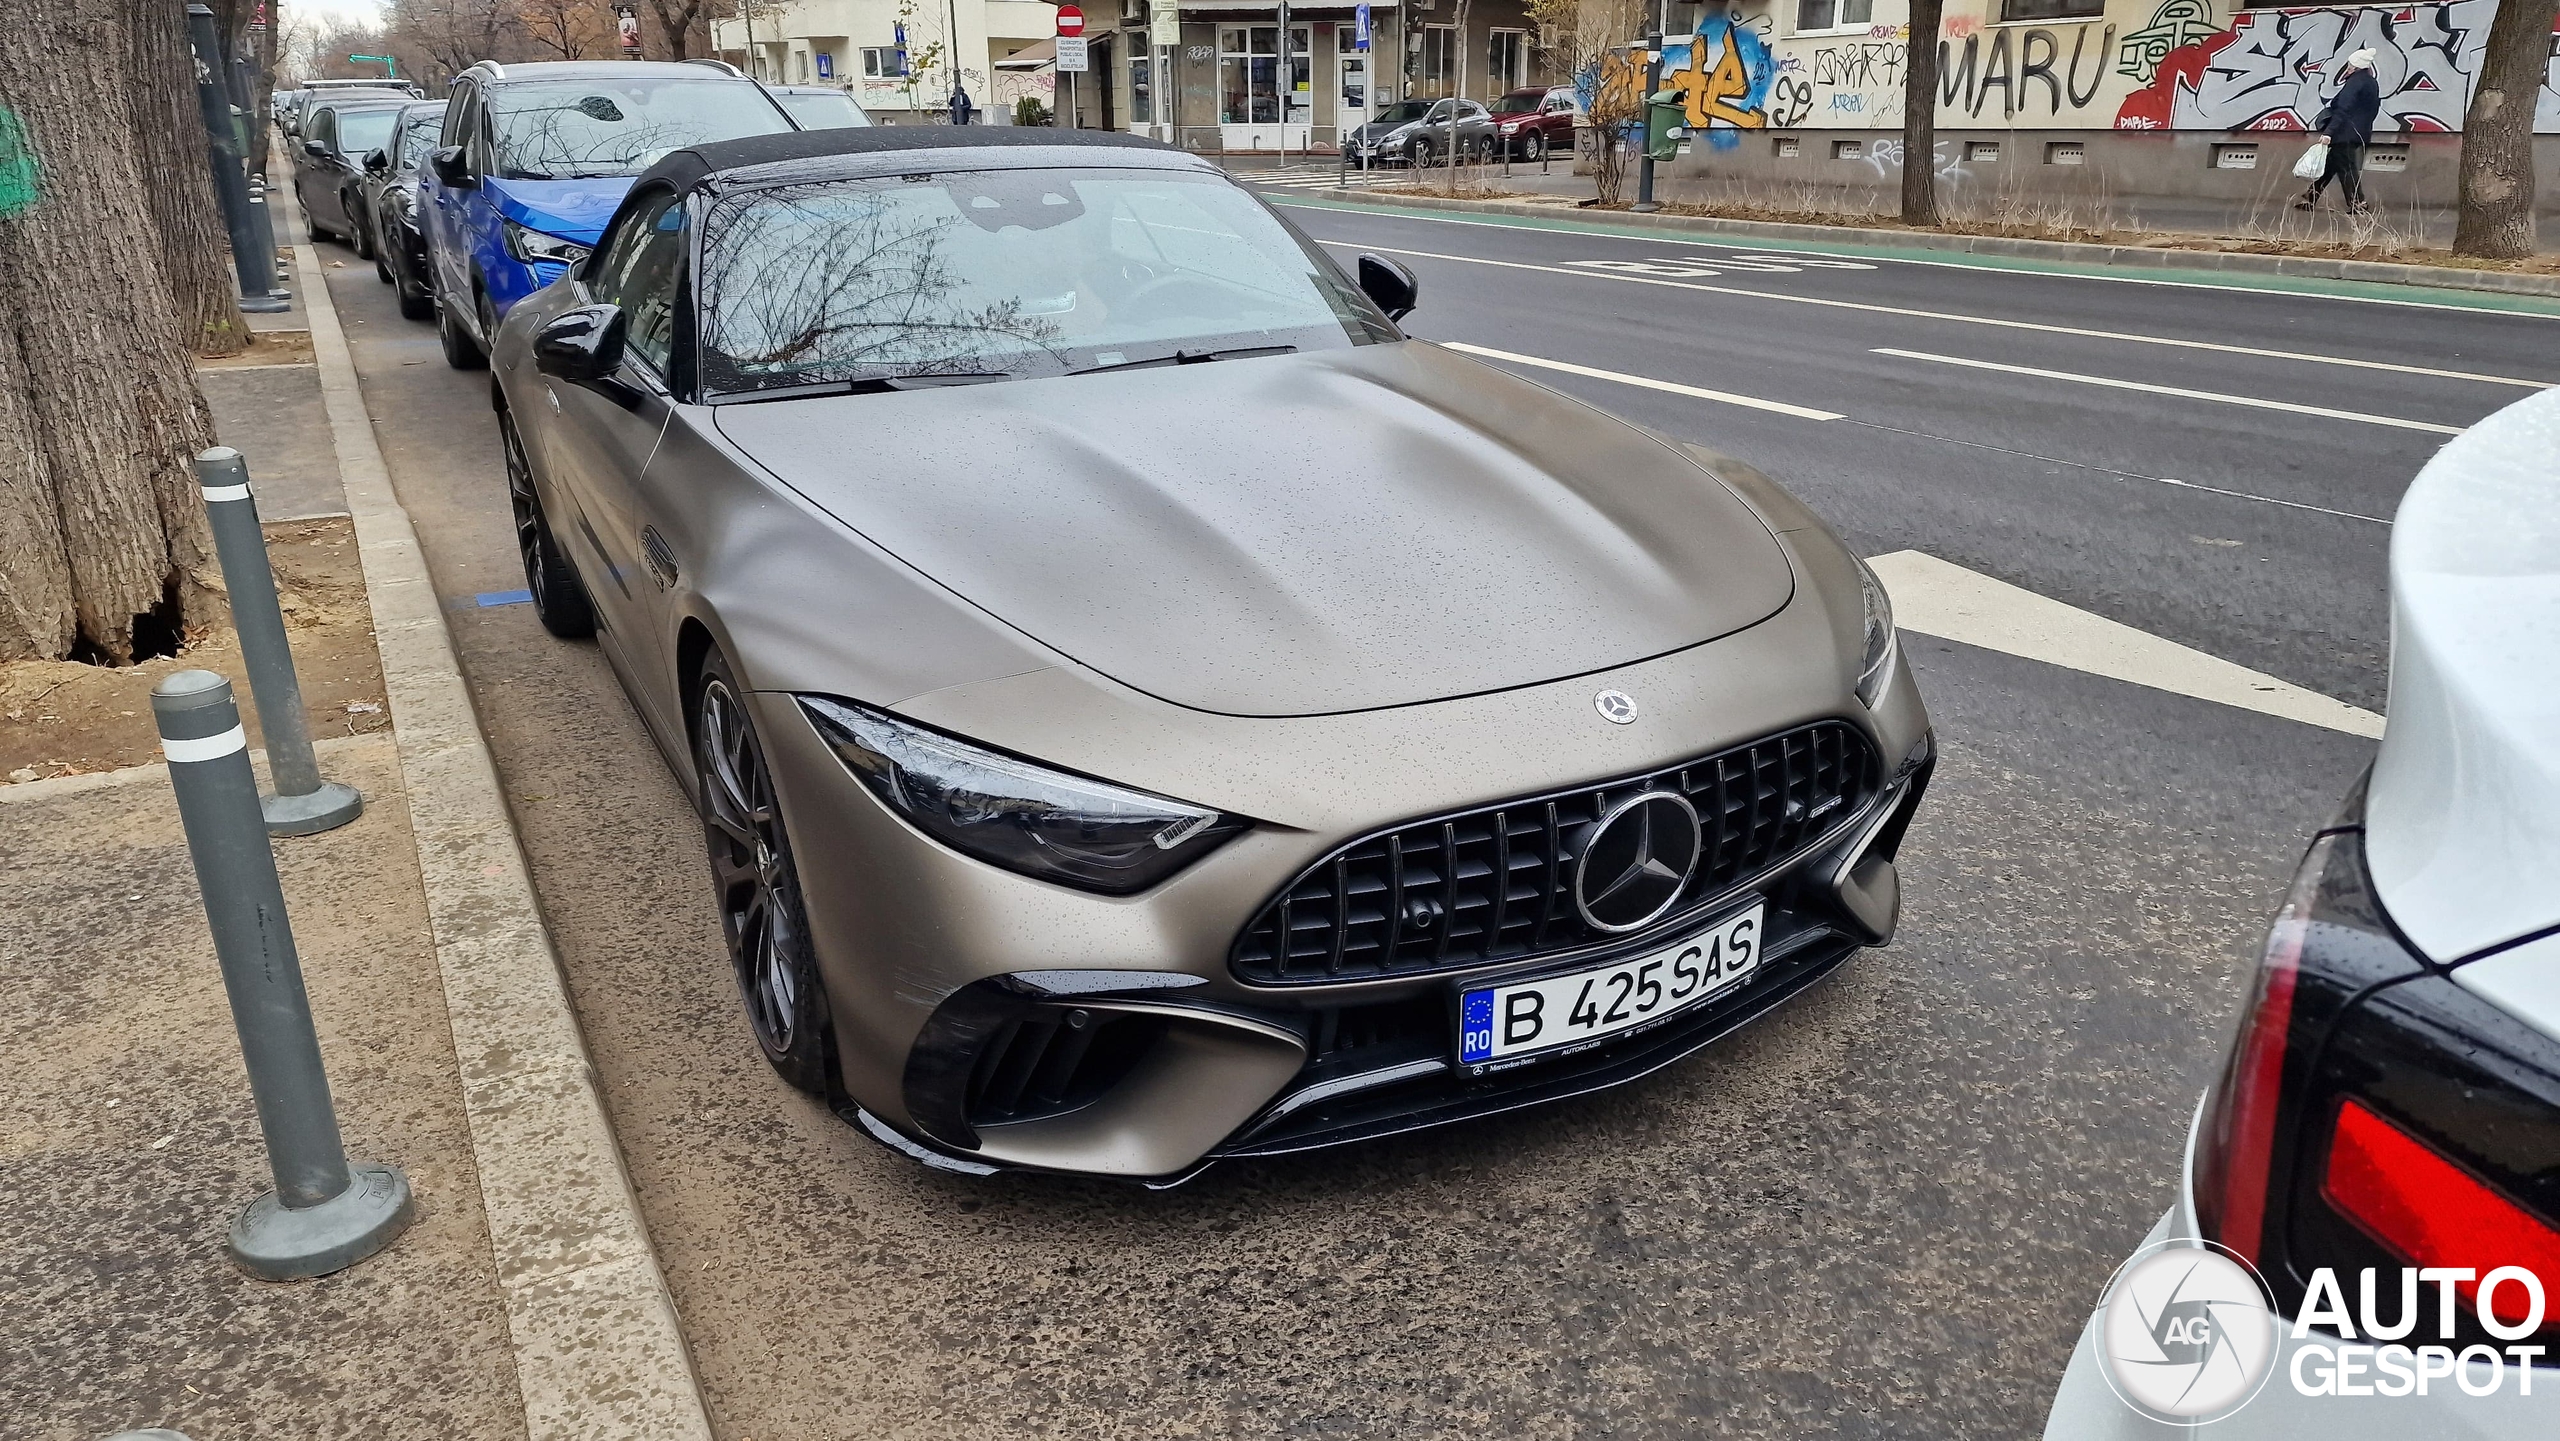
132;0;248;357
647;0;702;61
0;0;220;663
2453;0;2556;259
1901;0;1942;226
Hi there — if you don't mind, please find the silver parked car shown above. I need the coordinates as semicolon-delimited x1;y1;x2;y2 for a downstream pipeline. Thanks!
491;127;1933;1183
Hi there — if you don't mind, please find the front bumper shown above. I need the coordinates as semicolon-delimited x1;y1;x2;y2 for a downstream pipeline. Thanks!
2043;1103;2552;1440
755;622;1933;1182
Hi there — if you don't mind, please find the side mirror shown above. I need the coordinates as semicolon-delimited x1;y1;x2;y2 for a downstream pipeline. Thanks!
303;138;328;158
533;305;628;384
1356;253;1417;322
429;145;476;188
363;148;390;172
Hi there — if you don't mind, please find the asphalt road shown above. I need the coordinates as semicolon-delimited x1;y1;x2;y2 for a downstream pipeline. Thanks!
306;198;2551;1440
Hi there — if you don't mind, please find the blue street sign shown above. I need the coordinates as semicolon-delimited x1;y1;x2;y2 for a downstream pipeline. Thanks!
1354;2;1370;50
815;51;833;79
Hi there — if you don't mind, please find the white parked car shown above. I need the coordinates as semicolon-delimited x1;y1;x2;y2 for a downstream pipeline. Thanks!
2044;387;2560;1437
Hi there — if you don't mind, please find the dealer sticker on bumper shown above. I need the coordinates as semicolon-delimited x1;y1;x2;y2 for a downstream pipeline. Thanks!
1458;903;1763;1068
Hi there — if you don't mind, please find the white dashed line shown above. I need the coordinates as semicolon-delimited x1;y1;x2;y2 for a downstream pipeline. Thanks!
1440;341;1844;420
1870;347;2468;435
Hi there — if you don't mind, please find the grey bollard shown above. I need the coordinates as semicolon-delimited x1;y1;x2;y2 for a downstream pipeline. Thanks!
153;671;413;1281
195;448;361;835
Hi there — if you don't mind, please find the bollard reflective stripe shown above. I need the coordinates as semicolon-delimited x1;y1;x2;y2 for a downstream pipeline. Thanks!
199;482;251;503
161;725;248;763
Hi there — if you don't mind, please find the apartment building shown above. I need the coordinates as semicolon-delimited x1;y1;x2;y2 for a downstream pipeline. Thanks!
711;0;1559;147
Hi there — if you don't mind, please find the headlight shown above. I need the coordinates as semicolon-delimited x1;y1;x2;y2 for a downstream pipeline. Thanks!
801;697;1246;894
503;218;590;266
1853;555;1897;708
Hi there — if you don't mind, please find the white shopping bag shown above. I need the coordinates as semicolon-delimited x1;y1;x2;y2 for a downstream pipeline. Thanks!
2292;140;2330;180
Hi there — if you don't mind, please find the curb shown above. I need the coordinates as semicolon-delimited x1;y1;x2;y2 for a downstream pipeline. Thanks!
293;244;716;1441
1280;188;2560;303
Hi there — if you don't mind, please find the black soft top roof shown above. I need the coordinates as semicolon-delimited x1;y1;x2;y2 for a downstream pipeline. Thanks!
631;126;1185;201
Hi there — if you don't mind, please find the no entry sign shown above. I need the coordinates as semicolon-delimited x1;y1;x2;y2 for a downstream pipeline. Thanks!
1056;5;1085;37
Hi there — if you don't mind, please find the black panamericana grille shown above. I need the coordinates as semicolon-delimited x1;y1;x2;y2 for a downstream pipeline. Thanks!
1231;721;1880;985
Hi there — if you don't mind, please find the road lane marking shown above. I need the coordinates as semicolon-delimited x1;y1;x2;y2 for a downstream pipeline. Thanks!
1844;420;2391;524
1310;236;2557;389
1870;347;2467;435
1282;198;2560;325
1440;341;1844;420
1867;550;2384;738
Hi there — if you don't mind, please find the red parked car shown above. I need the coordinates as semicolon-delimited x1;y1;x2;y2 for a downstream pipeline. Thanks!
1490;85;1580;162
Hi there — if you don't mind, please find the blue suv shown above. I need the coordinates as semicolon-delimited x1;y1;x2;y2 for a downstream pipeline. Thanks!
420;59;795;369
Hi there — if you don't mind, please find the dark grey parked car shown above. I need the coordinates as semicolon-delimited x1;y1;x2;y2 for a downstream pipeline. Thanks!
1348;97;1499;166
293;96;410;246
491;127;1932;1184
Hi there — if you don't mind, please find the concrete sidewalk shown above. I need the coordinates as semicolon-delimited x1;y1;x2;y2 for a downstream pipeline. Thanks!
0;193;707;1438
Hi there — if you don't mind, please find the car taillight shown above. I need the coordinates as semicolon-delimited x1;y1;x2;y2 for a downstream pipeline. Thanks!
2323;1096;2560;1333
2191;781;2560;1350
2192;832;2326;1268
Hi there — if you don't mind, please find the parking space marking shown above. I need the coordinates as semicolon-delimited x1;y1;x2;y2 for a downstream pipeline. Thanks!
1312;238;2557;390
1871;347;2467;435
1869;550;2385;737
1441;341;1844;420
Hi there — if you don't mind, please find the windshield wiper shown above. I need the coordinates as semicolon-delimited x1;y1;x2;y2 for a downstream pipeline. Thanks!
1069;344;1297;376
711;372;1014;404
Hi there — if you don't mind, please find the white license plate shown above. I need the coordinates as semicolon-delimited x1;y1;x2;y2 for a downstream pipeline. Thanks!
1457;904;1763;1069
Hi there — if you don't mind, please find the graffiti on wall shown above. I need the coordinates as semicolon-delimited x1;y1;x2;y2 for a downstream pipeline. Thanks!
1662;12;1780;147
2114;0;2560;133
1938;23;2121;119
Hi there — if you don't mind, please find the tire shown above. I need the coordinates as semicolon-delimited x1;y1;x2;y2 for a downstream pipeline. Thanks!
349;198;376;259
693;648;836;1096
501;409;594;638
1409;138;1434;167
438;292;486;370
1523;132;1546;163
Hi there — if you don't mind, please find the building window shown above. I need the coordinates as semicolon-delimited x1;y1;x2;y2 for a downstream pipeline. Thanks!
1420;25;1456;97
1488;29;1526;92
1795;0;1874;31
860;45;905;78
1998;0;2103;18
1216;25;1308;123
1130;51;1152;123
790;51;808;83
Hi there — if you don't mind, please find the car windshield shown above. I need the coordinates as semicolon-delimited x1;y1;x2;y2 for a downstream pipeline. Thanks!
1490;93;1543;115
697;167;1397;398
775;90;871;128
1372;101;1432;125
491;78;791;180
335;108;401;156
396;111;444;168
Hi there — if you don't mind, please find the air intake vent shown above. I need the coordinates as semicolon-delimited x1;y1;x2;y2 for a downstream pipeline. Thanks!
965;1008;1164;1126
1232;721;1880;985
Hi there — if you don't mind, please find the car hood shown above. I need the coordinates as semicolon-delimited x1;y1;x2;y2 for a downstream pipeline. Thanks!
711;342;1794;718
486;175;630;245
2366;386;2560;1033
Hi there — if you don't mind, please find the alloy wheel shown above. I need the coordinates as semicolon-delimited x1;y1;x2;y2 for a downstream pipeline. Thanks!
697;677;804;1057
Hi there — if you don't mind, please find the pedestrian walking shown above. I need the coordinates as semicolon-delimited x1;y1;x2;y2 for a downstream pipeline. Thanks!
2296;48;2381;214
948;84;974;126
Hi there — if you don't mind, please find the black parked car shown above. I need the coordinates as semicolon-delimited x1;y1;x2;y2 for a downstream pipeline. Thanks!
362;100;447;321
293;97;410;248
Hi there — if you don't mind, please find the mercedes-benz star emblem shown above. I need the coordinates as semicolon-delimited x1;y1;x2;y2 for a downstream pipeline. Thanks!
1594;689;1639;725
1574;792;1702;932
